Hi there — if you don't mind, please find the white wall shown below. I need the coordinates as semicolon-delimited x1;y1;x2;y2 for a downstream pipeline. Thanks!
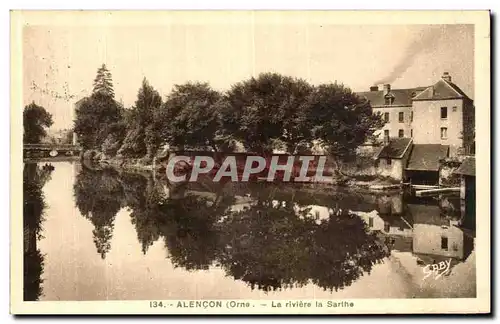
413;223;464;259
412;98;464;155
373;106;413;140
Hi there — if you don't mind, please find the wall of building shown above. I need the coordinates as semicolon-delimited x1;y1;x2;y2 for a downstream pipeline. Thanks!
377;157;404;180
462;99;475;155
376;141;412;181
413;223;465;259
354;210;385;232
412;98;464;156
373;106;413;140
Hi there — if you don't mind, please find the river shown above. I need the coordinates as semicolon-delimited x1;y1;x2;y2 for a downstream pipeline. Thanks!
22;161;476;301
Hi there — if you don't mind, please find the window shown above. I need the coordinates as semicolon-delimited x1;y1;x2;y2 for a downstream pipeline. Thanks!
410;129;413;137
398;112;404;123
368;217;374;228
441;107;448;119
441;127;448;139
386;158;392;166
410;111;414;122
384;112;390;122
384;129;389;139
452;106;457;112
398;129;404;138
441;236;448;250
384;222;390;232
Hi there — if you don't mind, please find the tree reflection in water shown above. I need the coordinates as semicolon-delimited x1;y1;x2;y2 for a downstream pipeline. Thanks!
156;195;229;271
73;166;124;259
216;198;388;292
120;173;162;255
23;163;53;301
74;169;389;293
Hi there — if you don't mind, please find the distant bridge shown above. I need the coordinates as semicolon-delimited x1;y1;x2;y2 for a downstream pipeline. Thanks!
24;143;82;157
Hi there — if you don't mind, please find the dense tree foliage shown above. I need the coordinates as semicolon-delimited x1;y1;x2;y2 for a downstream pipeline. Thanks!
74;64;125;151
74;92;125;150
23;102;53;144
158;82;223;152
308;83;385;161
117;78;163;159
76;67;384;168
222;73;314;154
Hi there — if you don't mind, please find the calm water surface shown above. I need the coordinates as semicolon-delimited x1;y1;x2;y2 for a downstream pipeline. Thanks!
23;161;476;301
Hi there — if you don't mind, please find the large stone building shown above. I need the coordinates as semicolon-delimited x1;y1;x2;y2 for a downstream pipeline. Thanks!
357;72;475;157
356;72;475;184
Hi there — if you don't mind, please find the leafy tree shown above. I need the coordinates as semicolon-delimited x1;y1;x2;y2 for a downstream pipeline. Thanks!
93;64;115;98
23;102;53;144
117;127;146;158
222;73;313;154
307;83;384;165
158;82;223;152
74;92;124;150
118;78;163;159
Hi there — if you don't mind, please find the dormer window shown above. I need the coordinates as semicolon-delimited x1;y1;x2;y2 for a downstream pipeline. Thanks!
384;96;394;105
385;93;394;106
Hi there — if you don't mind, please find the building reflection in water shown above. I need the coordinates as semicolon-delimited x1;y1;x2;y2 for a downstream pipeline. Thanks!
359;191;475;273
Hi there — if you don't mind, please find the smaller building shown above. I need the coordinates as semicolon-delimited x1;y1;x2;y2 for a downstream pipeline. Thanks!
454;156;476;230
405;144;449;186
454;156;476;199
374;137;413;181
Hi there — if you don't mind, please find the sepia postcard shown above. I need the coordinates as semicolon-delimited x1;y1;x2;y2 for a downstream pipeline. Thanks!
11;10;490;315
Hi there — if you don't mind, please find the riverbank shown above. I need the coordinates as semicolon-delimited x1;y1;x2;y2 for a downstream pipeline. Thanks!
84;154;403;195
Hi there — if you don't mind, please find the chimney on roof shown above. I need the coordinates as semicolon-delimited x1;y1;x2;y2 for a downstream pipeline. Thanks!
370;86;378;92
383;84;391;96
442;72;452;82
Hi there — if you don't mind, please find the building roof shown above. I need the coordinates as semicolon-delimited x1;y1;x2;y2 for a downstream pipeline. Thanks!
406;144;449;171
413;79;471;101
377;138;413;159
356;87;427;107
378;214;413;229
455;156;475;177
408;204;447;226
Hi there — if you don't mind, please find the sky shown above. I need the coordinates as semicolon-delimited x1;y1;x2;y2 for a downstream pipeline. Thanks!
22;17;474;130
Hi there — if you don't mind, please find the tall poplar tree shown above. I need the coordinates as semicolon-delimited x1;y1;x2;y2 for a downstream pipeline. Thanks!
92;64;115;98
